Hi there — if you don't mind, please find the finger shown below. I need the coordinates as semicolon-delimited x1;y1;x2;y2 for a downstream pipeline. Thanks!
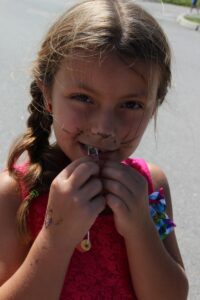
89;195;106;216
102;161;134;180
101;161;147;193
59;156;97;180
69;161;100;189
103;179;131;208
106;193;128;215
80;178;103;201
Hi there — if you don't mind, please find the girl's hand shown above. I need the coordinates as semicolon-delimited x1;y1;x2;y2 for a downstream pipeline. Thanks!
46;157;105;249
101;161;151;239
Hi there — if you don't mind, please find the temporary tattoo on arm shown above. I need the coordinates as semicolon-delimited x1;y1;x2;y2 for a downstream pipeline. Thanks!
44;209;63;228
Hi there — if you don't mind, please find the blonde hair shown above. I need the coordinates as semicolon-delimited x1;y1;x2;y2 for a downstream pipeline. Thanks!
7;0;171;241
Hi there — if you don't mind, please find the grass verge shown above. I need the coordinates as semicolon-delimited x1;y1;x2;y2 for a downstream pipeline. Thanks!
162;0;193;7
185;14;200;23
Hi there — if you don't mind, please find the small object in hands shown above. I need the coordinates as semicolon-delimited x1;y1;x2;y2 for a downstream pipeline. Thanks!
87;145;99;160
76;232;91;253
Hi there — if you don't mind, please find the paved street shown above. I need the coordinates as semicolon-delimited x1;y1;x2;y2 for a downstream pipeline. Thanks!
0;0;200;298
135;2;200;299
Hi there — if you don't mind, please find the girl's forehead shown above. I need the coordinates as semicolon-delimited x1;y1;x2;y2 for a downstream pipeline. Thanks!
57;53;159;83
54;53;160;99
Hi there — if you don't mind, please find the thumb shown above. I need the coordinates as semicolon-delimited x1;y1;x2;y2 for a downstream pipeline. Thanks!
59;156;96;179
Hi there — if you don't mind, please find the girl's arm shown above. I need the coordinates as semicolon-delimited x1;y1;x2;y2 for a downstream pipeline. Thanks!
125;164;188;300
102;161;189;300
0;171;75;300
0;158;105;300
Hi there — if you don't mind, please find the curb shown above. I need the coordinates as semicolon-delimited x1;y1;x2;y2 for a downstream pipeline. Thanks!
177;13;200;31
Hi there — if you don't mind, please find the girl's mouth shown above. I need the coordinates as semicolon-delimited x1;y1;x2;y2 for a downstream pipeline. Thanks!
79;142;117;160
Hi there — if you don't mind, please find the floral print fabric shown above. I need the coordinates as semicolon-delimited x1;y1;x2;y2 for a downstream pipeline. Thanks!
149;188;176;240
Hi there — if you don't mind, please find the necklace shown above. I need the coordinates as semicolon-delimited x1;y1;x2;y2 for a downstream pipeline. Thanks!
77;146;99;253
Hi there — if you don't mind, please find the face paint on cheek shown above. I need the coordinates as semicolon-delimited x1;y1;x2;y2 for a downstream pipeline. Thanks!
52;107;88;137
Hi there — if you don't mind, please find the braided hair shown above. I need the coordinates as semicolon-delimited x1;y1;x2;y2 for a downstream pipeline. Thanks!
7;0;172;241
8;81;69;241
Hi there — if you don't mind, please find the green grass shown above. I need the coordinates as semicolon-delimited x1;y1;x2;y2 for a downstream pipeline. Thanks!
161;0;193;7
185;15;200;23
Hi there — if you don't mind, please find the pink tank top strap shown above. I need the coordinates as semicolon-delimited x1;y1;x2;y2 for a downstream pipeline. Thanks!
14;163;29;200
123;158;154;194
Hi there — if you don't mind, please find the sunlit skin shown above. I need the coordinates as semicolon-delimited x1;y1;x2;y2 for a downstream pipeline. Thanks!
0;54;188;300
36;53;187;299
43;52;161;244
46;53;159;162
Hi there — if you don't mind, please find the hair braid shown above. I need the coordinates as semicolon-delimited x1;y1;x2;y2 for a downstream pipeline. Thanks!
27;80;52;166
8;81;54;241
8;80;53;184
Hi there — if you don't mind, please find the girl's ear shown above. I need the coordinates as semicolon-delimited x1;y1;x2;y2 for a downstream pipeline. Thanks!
36;80;52;112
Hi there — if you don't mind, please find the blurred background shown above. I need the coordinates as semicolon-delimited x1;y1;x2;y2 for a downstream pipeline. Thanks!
0;0;199;298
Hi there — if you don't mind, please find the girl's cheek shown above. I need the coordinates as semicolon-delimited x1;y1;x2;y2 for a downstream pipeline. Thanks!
57;107;88;134
120;112;151;145
119;114;143;138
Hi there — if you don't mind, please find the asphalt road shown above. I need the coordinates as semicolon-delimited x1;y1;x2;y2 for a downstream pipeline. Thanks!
0;0;200;299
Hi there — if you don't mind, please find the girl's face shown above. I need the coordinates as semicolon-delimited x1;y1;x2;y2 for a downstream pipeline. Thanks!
47;53;160;162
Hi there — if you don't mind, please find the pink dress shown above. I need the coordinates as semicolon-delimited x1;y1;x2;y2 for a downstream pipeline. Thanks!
17;158;154;299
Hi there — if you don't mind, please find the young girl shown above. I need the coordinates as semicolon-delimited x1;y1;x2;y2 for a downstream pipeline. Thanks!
0;0;188;299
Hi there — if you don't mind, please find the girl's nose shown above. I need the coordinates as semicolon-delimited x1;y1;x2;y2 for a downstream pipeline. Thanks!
89;110;116;139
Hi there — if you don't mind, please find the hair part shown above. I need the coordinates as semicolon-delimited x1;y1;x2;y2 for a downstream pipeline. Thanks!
37;0;171;102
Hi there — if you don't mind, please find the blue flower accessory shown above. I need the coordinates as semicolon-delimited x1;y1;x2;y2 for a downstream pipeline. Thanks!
149;188;176;240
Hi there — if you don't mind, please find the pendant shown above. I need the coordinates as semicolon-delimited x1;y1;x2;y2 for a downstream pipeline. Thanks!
80;239;92;252
76;232;91;252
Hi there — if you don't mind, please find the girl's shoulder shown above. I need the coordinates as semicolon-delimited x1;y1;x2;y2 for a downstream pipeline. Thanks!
147;161;172;213
124;158;169;194
125;158;169;191
147;162;170;193
0;170;29;285
126;157;171;210
147;162;185;268
147;162;174;234
0;169;21;208
0;170;22;235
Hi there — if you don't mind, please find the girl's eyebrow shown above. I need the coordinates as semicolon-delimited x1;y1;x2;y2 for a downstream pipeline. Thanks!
76;81;100;96
71;81;148;99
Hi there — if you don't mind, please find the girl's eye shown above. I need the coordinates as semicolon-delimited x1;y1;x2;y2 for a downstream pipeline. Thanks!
70;94;93;104
121;101;144;110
